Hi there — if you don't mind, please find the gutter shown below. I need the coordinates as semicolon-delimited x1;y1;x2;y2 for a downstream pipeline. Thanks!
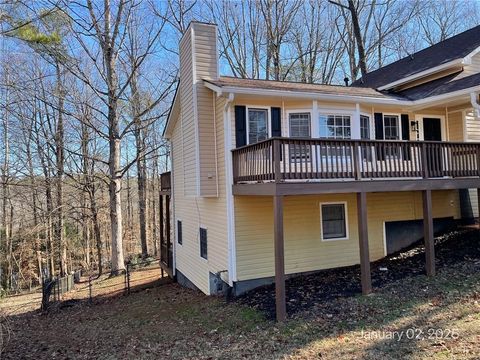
221;92;237;286
204;80;480;108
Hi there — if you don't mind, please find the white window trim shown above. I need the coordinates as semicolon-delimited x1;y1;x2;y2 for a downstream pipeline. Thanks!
383;113;403;140
246;106;271;145
320;201;349;241
318;111;354;139
414;114;446;141
176;218;183;246
199;225;208;262
360;113;373;139
286;109;313;138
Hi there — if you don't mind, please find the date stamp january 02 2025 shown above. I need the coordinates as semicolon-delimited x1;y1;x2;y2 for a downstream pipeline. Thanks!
360;328;460;342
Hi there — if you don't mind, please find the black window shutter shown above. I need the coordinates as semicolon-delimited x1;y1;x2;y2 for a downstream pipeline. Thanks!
401;114;410;141
271;107;282;137
401;114;411;160
235;105;247;147
374;113;384;160
374;113;384;140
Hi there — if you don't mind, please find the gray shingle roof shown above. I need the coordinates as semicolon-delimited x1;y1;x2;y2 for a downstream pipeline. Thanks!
396;72;480;101
205;76;399;99
352;25;480;89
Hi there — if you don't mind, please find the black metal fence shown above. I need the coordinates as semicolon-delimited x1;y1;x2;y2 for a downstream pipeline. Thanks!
41;271;81;311
39;260;166;311
124;258;164;295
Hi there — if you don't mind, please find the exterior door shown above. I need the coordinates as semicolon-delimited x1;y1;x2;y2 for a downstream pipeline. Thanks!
423;118;442;141
423;118;443;176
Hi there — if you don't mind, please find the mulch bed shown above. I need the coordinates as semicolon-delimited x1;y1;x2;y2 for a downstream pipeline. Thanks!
236;227;480;319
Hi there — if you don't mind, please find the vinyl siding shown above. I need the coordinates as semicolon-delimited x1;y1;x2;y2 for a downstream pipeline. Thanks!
179;29;197;196
463;109;480;218
447;111;464;141
465;110;480;141
171;95;229;294
171;23;228;294
195;24;219;197
231;99;456;143
235;190;460;281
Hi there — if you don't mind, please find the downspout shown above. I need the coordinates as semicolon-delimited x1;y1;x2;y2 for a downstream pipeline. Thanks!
222;92;236;287
471;92;480;117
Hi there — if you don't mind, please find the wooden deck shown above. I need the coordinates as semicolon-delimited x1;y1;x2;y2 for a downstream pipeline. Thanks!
231;138;480;322
232;138;480;195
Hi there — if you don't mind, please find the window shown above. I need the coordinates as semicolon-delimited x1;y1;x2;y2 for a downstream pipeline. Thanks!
289;113;311;160
200;227;207;259
177;220;182;245
319;115;351;139
384;115;399;140
248;108;268;144
289;113;311;138
360;115;370;139
319;114;351;158
360;115;371;160
383;115;400;158
321;203;348;240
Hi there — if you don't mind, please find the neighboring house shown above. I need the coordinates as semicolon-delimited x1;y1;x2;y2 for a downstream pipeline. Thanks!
161;21;480;321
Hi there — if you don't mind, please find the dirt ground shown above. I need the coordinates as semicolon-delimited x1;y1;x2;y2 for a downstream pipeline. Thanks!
1;230;479;359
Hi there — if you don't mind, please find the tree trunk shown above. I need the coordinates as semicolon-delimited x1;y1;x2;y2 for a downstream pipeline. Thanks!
54;63;67;276
109;136;125;275
130;68;148;258
348;0;368;78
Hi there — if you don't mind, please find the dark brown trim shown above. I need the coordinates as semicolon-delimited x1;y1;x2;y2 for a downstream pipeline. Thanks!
232;138;480;185
357;192;372;294
422;190;435;277
233;178;480;196
273;195;286;322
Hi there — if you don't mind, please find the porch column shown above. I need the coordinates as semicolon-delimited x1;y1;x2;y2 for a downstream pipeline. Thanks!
273;195;286;322
352;103;361;139
422;190;435;276
357;192;372;294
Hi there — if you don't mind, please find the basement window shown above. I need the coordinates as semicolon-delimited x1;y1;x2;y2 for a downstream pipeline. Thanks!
320;203;348;241
177;220;182;245
200;227;208;260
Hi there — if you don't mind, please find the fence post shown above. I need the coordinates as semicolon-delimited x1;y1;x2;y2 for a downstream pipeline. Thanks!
88;276;93;304
127;264;131;295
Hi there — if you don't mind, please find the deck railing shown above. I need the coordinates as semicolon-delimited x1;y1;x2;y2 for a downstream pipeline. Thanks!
232;138;480;183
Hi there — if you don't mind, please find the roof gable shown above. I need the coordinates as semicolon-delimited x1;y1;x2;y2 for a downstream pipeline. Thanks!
352;25;480;89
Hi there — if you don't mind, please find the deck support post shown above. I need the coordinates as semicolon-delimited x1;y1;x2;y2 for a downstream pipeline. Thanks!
357;192;371;294
166;195;171;268
273;195;286;322
159;194;164;263
422;189;435;276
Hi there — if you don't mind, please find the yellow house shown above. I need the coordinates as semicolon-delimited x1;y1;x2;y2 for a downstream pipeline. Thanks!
162;22;480;321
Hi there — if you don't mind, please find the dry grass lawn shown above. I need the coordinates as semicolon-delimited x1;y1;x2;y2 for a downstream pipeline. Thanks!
1;249;479;359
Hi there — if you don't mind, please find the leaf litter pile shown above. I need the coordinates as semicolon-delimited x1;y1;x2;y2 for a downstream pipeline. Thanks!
237;228;480;319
